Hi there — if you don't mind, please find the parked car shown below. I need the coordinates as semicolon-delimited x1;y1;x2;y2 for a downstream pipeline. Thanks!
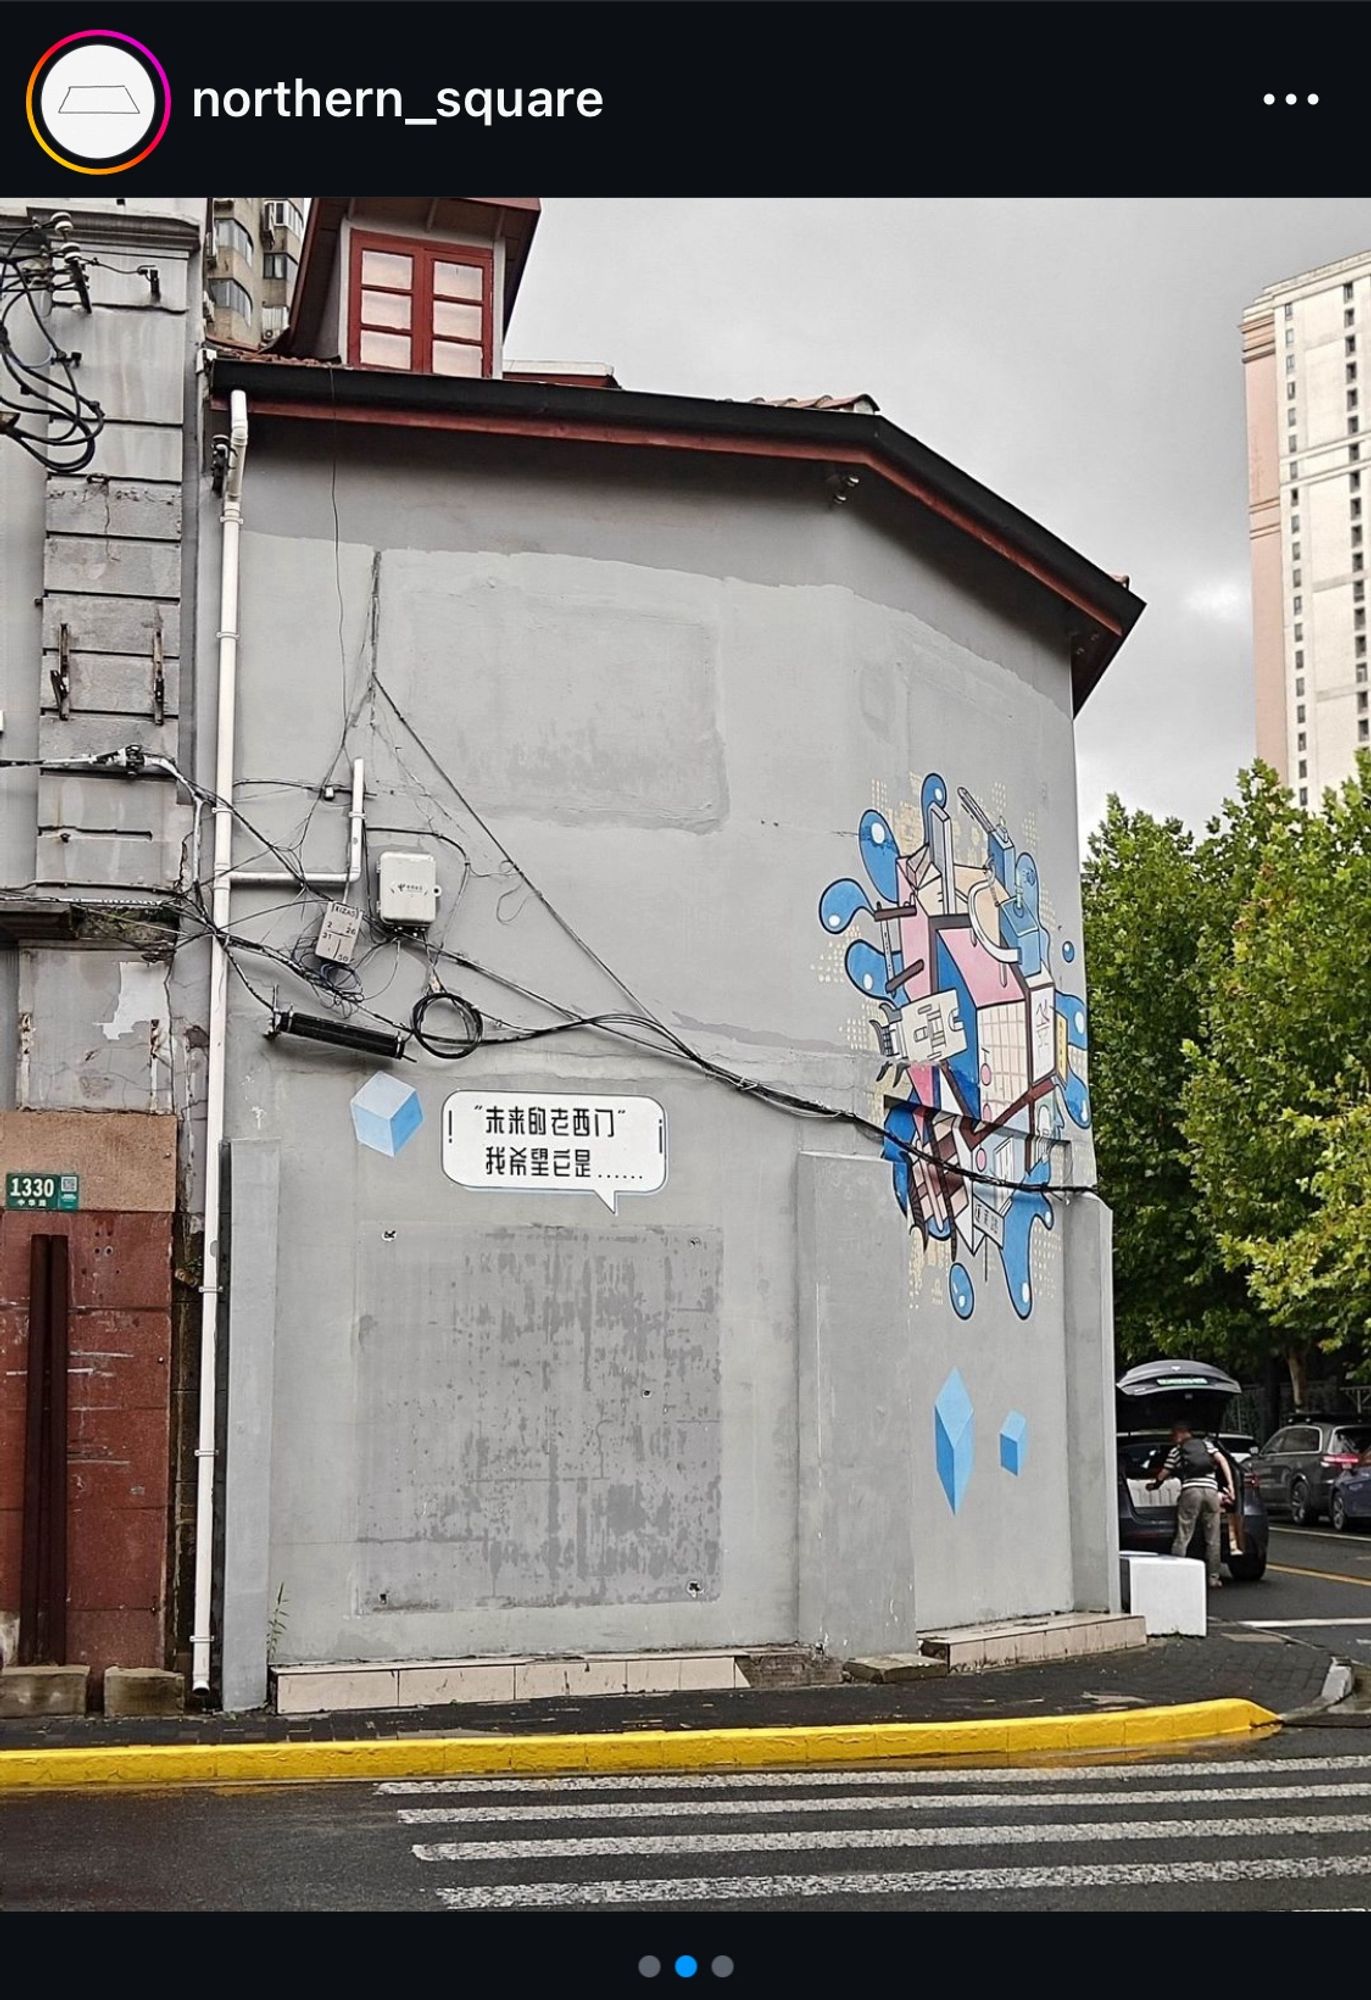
1247;1417;1371;1526
1218;1433;1259;1465
1329;1448;1371;1533
1116;1360;1269;1582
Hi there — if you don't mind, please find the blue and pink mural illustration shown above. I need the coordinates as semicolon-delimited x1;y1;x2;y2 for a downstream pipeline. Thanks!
818;774;1090;1321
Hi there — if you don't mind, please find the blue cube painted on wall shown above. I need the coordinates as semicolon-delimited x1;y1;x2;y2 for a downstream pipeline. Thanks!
999;1410;1029;1476
350;1072;424;1157
934;1368;974;1514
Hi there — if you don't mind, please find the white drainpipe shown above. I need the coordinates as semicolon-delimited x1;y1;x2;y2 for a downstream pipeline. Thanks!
191;387;248;1695
230;755;365;888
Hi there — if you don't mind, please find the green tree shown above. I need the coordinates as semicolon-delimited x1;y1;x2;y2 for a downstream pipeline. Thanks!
1183;757;1371;1398
1192;763;1302;1010
1082;797;1253;1364
1240;1102;1371;1380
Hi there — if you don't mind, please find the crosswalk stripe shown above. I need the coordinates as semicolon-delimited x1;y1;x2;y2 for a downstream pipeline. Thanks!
412;1812;1371;1864
1236;1617;1371;1628
433;1853;1371;1908
379;1753;1371;1797
397;1778;1371;1826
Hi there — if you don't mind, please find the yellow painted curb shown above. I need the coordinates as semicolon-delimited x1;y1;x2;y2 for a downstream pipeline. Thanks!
0;1698;1277;1792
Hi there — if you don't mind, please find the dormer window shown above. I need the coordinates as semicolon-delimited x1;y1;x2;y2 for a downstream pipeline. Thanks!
348;229;493;376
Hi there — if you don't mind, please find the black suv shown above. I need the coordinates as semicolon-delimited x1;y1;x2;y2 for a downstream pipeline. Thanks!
1115;1360;1269;1582
1248;1417;1371;1526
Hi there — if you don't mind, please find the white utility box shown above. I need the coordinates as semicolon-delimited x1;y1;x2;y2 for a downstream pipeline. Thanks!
315;900;362;964
1119;1552;1207;1637
377;851;438;927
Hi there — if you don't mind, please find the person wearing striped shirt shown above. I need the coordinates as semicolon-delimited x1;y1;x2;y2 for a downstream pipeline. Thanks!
1147;1419;1236;1588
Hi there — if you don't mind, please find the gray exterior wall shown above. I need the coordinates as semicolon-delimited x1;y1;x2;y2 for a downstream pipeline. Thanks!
197;422;1116;1673
797;1148;1082;1654
33;218;198;896
0;198;208;1679
222;1139;281;1711
0;417;44;1104
0;200;203;1132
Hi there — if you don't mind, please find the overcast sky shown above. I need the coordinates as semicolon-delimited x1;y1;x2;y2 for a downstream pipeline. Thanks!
509;198;1371;837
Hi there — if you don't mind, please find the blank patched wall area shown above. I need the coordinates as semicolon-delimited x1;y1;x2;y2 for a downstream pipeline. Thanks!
353;1222;722;1612
377;551;728;828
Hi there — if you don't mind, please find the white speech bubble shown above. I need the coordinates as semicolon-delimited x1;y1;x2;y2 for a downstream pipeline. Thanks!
442;1091;667;1213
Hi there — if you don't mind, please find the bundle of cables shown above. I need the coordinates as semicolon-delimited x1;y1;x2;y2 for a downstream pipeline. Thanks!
409;985;484;1060
1;222;106;472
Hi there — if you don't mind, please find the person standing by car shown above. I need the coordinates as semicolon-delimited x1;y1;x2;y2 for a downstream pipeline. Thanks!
1148;1419;1237;1588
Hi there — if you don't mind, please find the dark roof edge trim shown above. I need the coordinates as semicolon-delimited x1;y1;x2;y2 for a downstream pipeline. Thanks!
209;356;1145;703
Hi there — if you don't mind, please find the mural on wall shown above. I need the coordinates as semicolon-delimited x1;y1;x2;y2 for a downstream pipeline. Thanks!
934;1368;975;1514
932;1374;1030;1513
999;1411;1028;1477
351;1072;424;1156
817;774;1090;1320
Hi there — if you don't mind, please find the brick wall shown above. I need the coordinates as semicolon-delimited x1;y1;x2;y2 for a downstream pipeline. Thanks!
0;1112;176;1684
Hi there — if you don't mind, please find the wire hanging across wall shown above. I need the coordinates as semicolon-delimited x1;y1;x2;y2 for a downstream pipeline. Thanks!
0;220;106;473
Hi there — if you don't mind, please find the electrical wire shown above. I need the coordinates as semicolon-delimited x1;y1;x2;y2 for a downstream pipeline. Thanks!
436;947;1096;1196
0;221;106;471
123;751;333;911
371;676;661;1023
409;987;483;1060
284;548;383;871
173;896;416;1040
179;873;1051;1196
0;752;317;908
0;531;1092;1197
33;830;1091;1196
311;656;1097;1198
326;363;348;734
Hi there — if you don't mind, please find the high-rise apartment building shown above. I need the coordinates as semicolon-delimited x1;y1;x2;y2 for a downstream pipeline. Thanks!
1244;250;1371;806
205;196;306;346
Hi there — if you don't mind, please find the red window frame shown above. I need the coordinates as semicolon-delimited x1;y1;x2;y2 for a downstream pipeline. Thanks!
347;229;494;377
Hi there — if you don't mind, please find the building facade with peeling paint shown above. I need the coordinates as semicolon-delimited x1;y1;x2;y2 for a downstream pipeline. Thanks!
0;194;1143;1710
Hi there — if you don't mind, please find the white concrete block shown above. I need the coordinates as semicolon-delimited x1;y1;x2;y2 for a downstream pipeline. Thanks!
397;1664;516;1707
275;1668;400;1714
923;1610;1147;1670
513;1658;632;1700
1120;1553;1207;1637
625;1658;683;1694
512;1660;575;1699
568;1659;633;1697
677;1653;739;1691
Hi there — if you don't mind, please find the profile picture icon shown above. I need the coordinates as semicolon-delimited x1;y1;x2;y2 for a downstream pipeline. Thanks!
27;30;170;175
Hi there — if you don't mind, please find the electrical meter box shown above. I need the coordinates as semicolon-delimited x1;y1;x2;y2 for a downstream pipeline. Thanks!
377;851;438;926
315;901;362;965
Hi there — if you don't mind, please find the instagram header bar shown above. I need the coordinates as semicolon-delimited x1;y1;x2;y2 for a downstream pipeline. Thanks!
1;1;1355;193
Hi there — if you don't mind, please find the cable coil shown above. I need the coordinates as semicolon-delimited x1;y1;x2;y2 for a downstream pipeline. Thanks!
409;986;484;1060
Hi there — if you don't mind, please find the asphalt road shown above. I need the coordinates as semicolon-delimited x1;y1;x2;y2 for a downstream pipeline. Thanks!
5;1526;1370;1917
5;1734;1371;1914
1215;1521;1371;1660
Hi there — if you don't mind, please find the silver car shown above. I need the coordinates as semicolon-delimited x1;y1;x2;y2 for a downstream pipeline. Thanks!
1248;1417;1371;1526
